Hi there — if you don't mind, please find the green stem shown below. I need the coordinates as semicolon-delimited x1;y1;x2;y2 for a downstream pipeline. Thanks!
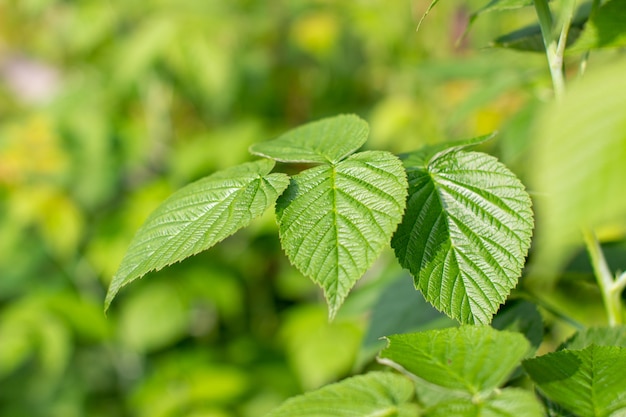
533;0;577;100
579;0;602;76
583;229;623;326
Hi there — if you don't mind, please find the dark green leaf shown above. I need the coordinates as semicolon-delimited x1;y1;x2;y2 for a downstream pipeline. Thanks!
392;150;534;324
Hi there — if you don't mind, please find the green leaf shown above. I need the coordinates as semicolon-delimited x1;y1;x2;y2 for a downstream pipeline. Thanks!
569;0;626;53
426;388;544;417
529;59;626;276
399;133;494;168
561;326;626;350
492;23;584;52
276;151;408;319
523;345;626;417
392;150;534;324
105;160;290;310
264;371;419;417
379;326;530;394
249;114;369;164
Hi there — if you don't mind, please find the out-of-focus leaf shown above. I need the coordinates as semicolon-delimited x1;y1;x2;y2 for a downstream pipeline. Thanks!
105;160;289;310
492;300;543;350
529;59;626;277
569;0;626;53
523;345;626;417
117;281;189;353
392;149;534;324
265;372;419;417
379;326;530;394
249;114;369;164
132;349;249;417
280;306;363;390
426;388;543;417
276;151;407;318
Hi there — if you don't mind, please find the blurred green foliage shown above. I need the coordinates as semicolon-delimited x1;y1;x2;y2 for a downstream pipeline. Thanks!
2;0;620;416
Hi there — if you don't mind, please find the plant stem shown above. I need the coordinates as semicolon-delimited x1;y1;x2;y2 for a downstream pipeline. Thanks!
533;0;577;100
583;229;623;326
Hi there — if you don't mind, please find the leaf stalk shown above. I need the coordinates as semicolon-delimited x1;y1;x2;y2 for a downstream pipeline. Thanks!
583;229;624;326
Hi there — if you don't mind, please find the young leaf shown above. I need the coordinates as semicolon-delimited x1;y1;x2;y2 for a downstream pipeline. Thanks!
426;388;544;417
264;371;420;417
249;114;369;164
379;326;530;394
523;345;626;417
392;150;533;324
276;151;408;319
105;160;290;310
568;0;626;53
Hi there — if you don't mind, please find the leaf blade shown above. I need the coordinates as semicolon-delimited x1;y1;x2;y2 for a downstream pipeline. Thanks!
379;326;530;394
392;150;533;324
523;345;626;417
105;160;290;310
249;114;369;164
277;151;408;318
264;371;419;417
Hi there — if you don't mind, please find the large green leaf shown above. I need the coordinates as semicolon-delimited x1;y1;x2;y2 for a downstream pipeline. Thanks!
426;388;544;417
105;160;290;310
569;0;626;53
529;59;626;277
392;150;533;324
276;151;407;318
249;114;369;164
264;371;419;417
523;345;626;417
379;326;530;394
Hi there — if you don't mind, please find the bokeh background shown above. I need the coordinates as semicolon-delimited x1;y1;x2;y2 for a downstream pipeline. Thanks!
0;0;595;416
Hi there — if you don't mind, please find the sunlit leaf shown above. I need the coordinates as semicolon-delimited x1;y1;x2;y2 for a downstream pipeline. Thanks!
249;114;369;164
392;149;534;324
105;160;290;310
426;388;544;417
265;372;419;417
379;326;530;394
276;151;407;318
569;0;626;53
523;345;626;417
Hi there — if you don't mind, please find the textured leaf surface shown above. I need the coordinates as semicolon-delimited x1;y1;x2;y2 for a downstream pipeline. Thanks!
529;60;626;275
264;372;419;417
379;326;530;394
105;160;289;309
392;150;533;324
249;114;369;164
569;0;626;53
562;326;626;350
523;345;626;417
276;151;407;318
426;388;544;417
